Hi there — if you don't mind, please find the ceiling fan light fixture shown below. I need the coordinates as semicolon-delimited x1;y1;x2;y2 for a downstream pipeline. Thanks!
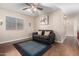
33;8;37;12
27;9;32;12
22;3;43;15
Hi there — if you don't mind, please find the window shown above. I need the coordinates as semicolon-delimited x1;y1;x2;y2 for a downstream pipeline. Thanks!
6;16;24;30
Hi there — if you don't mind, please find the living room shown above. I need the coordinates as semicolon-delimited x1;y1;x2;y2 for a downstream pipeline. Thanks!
0;3;79;56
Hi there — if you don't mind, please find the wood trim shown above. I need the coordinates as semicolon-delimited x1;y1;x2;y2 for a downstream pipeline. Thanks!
0;37;31;44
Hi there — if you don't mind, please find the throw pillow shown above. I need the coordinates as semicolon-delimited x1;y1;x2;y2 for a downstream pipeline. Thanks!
44;31;50;36
38;31;42;35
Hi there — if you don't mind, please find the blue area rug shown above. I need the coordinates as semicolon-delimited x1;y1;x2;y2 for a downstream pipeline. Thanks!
14;40;51;56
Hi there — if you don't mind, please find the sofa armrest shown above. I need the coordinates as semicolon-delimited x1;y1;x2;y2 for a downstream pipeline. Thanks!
32;32;38;40
32;32;38;35
48;32;55;43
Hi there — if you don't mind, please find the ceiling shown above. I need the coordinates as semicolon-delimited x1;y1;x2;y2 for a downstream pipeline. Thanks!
0;3;79;17
41;3;79;16
0;3;54;16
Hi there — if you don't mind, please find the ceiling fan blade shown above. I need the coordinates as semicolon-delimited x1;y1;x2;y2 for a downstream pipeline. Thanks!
25;3;31;6
37;7;43;10
22;8;28;10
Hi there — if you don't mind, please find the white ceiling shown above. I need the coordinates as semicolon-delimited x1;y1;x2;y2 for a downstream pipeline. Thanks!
0;3;79;17
41;3;79;16
0;3;54;16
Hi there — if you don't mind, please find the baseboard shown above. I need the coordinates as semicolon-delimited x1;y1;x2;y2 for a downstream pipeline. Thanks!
55;36;66;43
55;40;63;43
0;36;32;44
65;35;74;37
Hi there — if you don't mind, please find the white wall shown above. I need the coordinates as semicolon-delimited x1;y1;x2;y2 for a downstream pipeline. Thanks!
0;9;34;44
65;17;74;36
77;16;79;31
65;16;78;38
0;8;78;44
34;10;78;43
34;10;66;43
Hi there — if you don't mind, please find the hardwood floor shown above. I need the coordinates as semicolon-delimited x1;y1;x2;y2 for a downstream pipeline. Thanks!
0;37;79;56
0;43;21;56
44;43;79;56
44;37;79;56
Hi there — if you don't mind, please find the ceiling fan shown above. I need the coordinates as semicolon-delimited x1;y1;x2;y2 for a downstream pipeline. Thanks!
22;3;43;13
